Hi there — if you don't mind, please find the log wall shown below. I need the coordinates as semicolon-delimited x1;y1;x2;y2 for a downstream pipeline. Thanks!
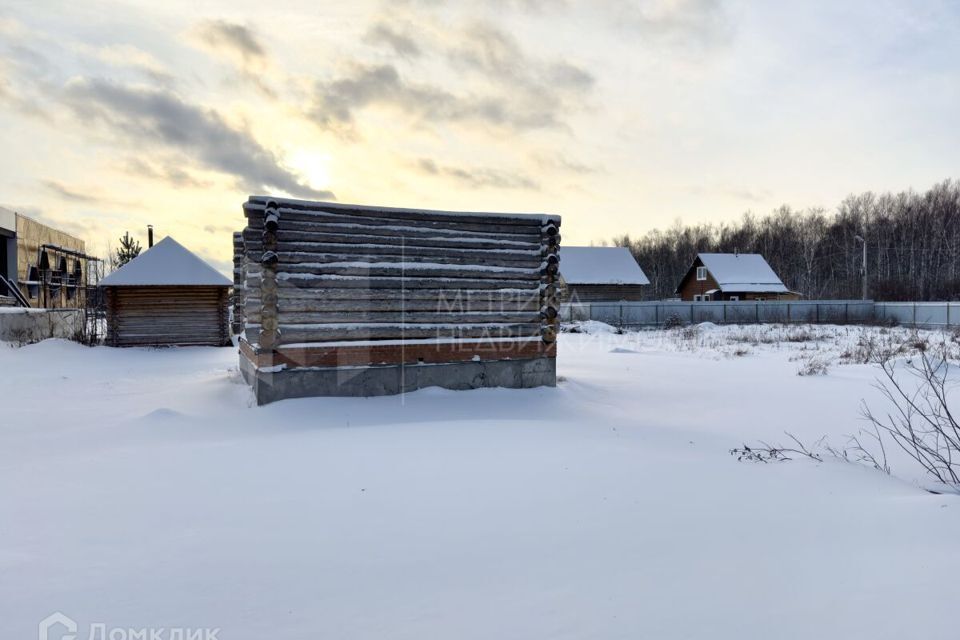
235;197;561;369
105;286;231;347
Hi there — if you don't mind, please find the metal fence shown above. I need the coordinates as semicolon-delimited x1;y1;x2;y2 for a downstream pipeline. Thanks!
560;300;960;329
874;302;960;329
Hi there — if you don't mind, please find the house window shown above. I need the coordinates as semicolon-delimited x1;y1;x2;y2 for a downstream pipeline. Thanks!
729;295;739;301
703;294;711;302
693;294;702;302
26;264;39;299
696;266;707;281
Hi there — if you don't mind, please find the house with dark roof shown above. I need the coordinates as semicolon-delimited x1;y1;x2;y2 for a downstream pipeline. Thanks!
559;246;650;302
676;253;799;301
99;236;232;347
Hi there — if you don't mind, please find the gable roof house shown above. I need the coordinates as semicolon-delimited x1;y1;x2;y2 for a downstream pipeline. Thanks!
676;253;799;301
559;246;650;302
99;236;232;347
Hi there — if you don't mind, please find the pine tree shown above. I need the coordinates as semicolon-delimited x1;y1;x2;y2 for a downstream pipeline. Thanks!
114;231;142;269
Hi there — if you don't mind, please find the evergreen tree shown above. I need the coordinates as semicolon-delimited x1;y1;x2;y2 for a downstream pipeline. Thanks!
114;231;142;269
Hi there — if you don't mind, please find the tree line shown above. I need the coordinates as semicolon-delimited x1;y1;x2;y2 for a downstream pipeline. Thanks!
611;179;960;301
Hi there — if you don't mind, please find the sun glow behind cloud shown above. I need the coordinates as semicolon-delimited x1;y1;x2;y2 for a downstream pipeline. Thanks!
0;0;958;271
283;149;333;196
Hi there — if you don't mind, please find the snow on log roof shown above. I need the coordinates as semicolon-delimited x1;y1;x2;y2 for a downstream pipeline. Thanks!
697;253;788;293
560;246;650;285
0;206;16;233
246;195;560;224
99;236;232;287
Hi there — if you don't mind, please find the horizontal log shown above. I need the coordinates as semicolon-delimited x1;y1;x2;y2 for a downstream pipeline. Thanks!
243;323;541;344
242;245;544;267
247;286;539;301
243;227;540;251
110;326;224;334
275;262;539;280
110;340;228;347
250;219;545;244
248;274;539;291
247;338;556;368
243;238;544;256
115;329;222;335
245;296;539;314
245;210;547;238
245;310;541;324
244;199;559;228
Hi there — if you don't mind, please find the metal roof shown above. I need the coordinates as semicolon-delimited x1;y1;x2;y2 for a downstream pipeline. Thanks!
559;246;650;285
696;253;788;293
99;236;231;287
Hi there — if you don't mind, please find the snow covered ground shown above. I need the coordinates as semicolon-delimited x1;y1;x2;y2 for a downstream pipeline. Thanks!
2;325;959;639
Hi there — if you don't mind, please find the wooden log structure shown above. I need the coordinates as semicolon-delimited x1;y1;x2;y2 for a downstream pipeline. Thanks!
235;196;562;402
231;232;245;335
103;285;231;347
99;236;233;348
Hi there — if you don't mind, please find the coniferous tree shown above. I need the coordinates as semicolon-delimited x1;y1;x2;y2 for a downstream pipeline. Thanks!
113;231;142;269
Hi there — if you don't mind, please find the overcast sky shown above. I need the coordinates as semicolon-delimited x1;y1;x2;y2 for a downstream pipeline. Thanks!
1;0;958;270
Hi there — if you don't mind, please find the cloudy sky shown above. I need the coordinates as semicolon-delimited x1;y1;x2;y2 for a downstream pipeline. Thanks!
1;0;958;271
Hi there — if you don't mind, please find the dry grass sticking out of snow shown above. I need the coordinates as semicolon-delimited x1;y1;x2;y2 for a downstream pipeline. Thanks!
1;329;959;640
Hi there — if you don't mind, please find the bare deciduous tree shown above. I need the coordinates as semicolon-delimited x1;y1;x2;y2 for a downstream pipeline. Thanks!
861;341;960;487
620;179;960;301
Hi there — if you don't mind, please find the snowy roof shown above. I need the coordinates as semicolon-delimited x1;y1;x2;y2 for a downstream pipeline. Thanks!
99;236;231;287
247;195;560;224
0;206;15;233
697;253;788;293
560;247;650;285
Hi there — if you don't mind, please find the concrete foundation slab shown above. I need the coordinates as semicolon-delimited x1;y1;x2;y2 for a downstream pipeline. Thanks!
240;354;556;405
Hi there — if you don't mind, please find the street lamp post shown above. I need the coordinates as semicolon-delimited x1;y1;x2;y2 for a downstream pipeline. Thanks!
854;234;867;300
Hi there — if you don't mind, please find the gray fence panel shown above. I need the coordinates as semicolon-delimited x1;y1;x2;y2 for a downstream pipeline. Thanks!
758;304;788;323
560;300;959;329
659;303;693;324
872;302;959;328
818;302;846;324
692;304;725;324
875;303;911;326
789;302;818;323
915;303;948;327
848;302;875;323
723;303;756;324
622;304;658;326
589;304;621;326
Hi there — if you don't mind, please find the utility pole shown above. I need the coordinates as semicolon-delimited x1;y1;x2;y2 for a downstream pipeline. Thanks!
854;234;867;300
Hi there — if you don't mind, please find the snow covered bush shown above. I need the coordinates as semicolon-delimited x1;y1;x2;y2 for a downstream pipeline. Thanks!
663;313;684;329
796;355;830;376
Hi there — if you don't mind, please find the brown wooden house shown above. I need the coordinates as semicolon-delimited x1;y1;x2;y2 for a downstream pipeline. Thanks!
99;237;232;347
676;253;799;301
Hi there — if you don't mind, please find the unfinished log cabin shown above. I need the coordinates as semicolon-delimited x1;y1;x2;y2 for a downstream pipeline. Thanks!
99;236;232;347
236;197;561;404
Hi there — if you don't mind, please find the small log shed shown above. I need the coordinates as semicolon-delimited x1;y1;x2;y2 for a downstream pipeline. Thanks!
99;237;232;347
558;246;650;302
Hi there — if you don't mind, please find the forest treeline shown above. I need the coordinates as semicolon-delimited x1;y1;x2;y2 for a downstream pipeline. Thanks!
612;179;960;301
